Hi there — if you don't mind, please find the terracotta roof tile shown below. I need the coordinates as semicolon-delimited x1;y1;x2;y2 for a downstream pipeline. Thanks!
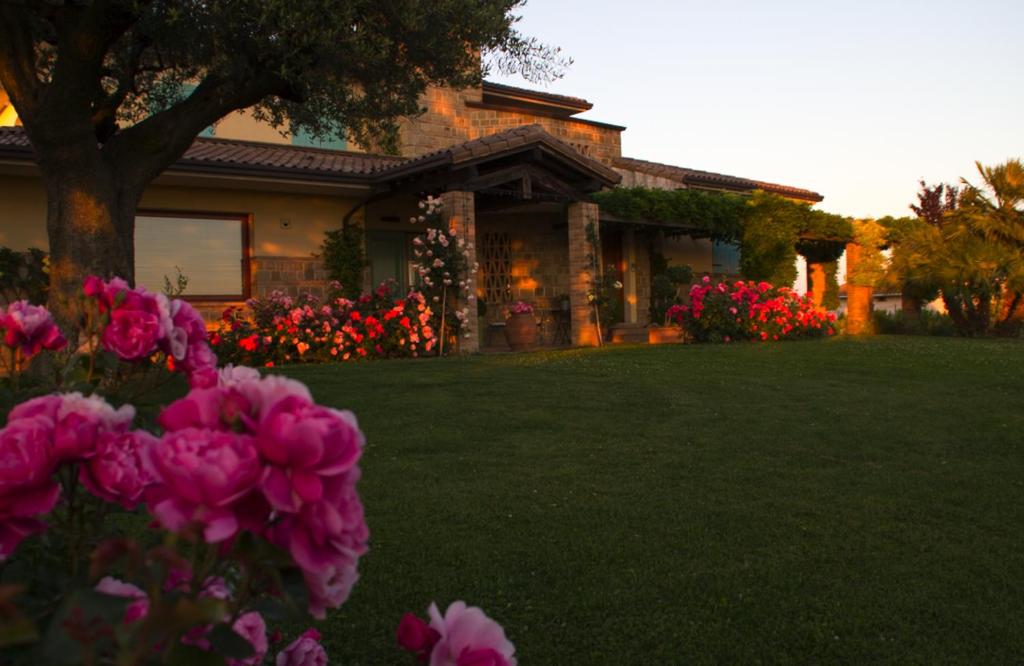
614;155;823;202
0;127;403;179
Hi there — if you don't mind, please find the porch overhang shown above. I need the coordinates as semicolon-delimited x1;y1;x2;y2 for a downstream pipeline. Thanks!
371;124;622;205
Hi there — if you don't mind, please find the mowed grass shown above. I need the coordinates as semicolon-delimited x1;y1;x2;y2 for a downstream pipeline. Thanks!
277;337;1024;664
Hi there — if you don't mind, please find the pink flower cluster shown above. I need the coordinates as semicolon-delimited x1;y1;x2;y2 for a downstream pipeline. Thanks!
508;301;534;316
0;392;138;557
398;601;517;666
84;276;217;387
149;368;368;618
216;285;438;366
0;300;66;360
668;277;836;343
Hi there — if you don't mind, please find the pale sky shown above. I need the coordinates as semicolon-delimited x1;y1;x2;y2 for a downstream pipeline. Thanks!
488;0;1023;218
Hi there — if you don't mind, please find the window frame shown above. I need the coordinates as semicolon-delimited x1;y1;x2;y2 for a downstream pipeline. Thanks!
135;209;252;302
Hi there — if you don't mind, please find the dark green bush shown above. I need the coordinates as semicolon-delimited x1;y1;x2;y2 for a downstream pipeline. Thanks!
0;247;48;304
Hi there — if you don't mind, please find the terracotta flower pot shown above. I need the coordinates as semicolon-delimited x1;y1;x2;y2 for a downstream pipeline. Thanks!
648;324;684;344
504;312;537;351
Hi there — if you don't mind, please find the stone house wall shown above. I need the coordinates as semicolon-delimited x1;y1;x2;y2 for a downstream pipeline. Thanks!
399;86;623;166
475;212;570;318
251;255;329;299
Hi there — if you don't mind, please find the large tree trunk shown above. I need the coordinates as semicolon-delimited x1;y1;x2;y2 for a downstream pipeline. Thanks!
38;143;139;331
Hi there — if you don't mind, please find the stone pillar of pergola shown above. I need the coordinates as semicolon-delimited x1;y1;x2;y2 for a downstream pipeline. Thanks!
567;200;601;346
806;261;828;309
441;190;479;354
844;242;873;334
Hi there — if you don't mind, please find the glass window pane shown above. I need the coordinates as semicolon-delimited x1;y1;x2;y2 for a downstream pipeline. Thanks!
712;241;741;275
135;215;244;297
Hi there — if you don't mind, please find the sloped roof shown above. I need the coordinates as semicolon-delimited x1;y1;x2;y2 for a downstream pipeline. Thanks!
481;81;593;114
382;124;621;187
614;155;823;202
0;127;402;180
1;125;619;189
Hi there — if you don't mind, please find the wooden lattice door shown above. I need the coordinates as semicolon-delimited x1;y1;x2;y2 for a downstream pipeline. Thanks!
480;231;512;315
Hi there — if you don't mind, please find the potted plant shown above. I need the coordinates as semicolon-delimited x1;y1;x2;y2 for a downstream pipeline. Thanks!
504;300;537;350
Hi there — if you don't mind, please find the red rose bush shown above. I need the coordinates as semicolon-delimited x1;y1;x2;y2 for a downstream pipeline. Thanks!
668;276;837;343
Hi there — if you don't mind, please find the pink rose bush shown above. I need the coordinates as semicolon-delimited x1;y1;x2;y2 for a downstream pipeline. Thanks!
0;392;134;557
82;274;217;386
216;198;478;368
398;602;517;666
151;370;369;617
1;272;515;665
668;277;837;343
0;299;66;363
215;283;439;367
0;277;369;665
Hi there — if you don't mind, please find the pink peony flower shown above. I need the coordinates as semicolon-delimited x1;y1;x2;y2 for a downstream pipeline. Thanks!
276;628;328;666
9;392;134;461
257;397;364;513
157;387;243;432
88;277;168;361
0;482;60;559
103;308;163;360
162;298;207;361
227;611;268;666
143;428;264;542
268;468;367;573
1;300;66;358
427;601;516;666
217;365;261;388
95;576;149;623
0;415;57;495
302;559;360;620
398;612;441;660
79;430;156;508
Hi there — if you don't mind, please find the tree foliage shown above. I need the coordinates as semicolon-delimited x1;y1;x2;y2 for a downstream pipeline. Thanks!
0;0;568;152
888;160;1024;336
0;0;568;318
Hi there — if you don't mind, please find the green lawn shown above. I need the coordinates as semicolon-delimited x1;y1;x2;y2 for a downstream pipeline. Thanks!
279;337;1024;664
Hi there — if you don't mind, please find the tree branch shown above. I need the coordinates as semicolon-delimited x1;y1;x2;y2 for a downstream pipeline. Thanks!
0;4;41;114
104;70;297;191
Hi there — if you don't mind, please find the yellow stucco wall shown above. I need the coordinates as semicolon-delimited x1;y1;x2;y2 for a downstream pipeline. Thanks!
0;176;48;249
0;175;362;257
140;186;358;256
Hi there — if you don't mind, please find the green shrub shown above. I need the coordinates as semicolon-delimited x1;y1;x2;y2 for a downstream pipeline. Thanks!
0;247;48;304
873;309;956;336
321;223;366;300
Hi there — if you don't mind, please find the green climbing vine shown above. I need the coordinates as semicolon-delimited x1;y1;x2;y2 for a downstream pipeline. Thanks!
592;187;852;285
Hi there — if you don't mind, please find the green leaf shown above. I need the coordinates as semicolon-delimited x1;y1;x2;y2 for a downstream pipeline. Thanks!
208;623;253;659
164;643;228;666
42;588;130;664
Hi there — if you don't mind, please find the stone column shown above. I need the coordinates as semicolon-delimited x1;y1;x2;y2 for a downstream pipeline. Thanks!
441;190;479;353
567;201;601;346
807;261;827;309
844;242;873;335
622;228;638;323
